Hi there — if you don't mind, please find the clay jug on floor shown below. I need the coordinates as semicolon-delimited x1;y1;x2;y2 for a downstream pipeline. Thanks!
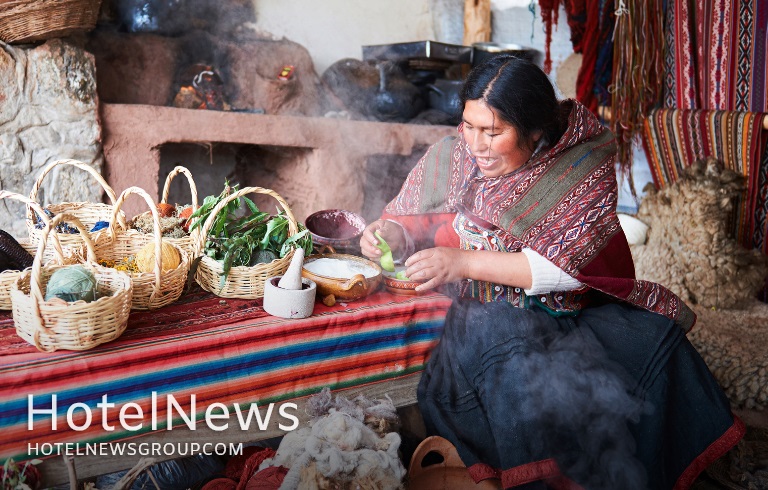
407;436;502;489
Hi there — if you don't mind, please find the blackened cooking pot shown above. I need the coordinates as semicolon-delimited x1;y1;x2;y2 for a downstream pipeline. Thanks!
471;42;543;67
426;78;464;121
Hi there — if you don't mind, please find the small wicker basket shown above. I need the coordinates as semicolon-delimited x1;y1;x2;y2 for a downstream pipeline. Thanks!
27;159;125;261
93;186;190;311
156;165;200;257
0;0;102;44
11;213;132;352
0;190;72;310
194;186;298;299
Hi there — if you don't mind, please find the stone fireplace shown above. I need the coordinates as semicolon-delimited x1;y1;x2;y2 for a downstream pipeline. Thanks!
100;103;452;221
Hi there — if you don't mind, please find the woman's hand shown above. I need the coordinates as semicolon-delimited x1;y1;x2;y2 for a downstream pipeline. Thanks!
360;219;405;261
404;247;469;291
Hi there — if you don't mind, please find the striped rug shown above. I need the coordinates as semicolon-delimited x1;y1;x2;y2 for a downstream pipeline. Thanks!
641;108;768;253
0;289;451;462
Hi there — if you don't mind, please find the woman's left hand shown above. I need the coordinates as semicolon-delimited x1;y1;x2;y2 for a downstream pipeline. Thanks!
404;247;469;292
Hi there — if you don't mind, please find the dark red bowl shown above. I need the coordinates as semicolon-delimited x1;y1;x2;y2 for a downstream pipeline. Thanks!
305;209;366;255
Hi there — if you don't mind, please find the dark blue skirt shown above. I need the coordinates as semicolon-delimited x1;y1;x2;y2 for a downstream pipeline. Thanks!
417;299;743;490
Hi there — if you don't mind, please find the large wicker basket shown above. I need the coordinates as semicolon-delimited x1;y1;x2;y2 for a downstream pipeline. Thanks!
0;0;102;44
194;186;298;299
27;159;125;261
93;186;190;310
11;213;132;352
0;190;73;310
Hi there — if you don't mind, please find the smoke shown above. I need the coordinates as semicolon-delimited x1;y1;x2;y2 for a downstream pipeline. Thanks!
114;0;255;38
517;320;650;490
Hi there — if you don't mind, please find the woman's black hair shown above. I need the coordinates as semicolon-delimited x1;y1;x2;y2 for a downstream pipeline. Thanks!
460;55;569;150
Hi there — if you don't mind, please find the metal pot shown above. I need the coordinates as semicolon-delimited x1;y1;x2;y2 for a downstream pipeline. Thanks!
426;78;463;121
471;42;543;67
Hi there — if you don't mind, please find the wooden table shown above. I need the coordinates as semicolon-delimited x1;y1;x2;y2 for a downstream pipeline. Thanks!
0;288;451;486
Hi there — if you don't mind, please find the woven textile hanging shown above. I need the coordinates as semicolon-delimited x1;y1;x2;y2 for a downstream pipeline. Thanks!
664;0;768;112
610;0;665;171
654;0;768;255
538;0;615;116
642;109;768;253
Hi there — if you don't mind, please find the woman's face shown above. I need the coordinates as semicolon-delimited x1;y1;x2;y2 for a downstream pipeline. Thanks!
461;99;536;178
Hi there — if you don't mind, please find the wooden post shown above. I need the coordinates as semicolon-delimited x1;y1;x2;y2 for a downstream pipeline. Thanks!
463;0;492;46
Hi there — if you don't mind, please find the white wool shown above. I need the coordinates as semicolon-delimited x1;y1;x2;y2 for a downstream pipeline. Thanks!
261;400;406;490
618;213;649;245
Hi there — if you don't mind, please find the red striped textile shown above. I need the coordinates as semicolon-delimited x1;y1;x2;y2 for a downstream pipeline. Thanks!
667;0;768;112
641;108;768;252
0;289;451;462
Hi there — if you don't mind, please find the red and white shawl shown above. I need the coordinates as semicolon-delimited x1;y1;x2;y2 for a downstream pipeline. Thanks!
384;100;696;331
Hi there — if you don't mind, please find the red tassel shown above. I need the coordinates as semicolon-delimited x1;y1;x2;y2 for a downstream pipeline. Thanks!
538;0;563;74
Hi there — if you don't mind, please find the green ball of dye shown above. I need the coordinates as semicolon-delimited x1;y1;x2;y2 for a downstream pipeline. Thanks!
45;265;97;303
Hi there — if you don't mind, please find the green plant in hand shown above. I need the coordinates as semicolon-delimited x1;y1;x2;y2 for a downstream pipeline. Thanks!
188;182;313;289
374;230;395;272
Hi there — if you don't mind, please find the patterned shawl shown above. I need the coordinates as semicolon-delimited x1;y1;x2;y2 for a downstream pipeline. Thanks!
385;101;696;331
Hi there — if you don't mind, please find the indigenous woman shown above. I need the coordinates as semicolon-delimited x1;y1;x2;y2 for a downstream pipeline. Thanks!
360;56;742;489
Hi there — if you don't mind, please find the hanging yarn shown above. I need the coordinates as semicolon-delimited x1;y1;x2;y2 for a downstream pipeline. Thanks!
610;0;665;177
45;265;97;303
135;241;181;273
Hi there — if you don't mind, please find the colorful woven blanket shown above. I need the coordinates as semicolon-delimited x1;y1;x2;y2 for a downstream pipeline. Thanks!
0;288;451;462
665;0;768;111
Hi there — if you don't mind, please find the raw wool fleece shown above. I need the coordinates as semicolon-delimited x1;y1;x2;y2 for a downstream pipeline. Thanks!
259;388;406;490
630;157;768;309
688;301;768;410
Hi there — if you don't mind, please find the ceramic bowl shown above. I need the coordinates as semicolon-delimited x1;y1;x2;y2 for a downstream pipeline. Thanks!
302;253;382;301
382;266;425;296
305;209;366;255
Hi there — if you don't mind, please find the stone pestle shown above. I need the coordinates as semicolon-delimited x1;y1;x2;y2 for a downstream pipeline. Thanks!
277;247;305;290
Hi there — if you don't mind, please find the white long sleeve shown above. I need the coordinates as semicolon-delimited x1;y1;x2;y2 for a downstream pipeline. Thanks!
520;247;583;295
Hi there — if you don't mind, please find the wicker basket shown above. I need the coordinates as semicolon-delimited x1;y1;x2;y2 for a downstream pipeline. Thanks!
0;0;102;44
155;165;200;257
0;190;74;310
11;213;132;352
93;186;190;310
27;159;125;261
194;186;298;299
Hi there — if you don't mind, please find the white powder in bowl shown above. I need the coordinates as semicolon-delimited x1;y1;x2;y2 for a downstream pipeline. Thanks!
304;258;378;279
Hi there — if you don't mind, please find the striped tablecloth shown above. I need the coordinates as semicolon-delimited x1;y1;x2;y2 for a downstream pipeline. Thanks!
0;288;451;462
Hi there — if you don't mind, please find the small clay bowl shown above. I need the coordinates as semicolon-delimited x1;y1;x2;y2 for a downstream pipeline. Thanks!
383;266;425;296
302;253;382;301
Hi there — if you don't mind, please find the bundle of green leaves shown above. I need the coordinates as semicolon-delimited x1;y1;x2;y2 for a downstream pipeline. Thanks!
188;183;312;288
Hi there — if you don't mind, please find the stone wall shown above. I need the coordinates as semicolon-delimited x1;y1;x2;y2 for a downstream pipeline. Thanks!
0;39;102;238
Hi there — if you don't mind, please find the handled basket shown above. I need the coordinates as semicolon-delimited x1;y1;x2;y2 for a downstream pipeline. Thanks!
93;187;190;310
27;159;125;261
156;165;200;257
0;190;70;310
11;213;132;352
194;186;298;299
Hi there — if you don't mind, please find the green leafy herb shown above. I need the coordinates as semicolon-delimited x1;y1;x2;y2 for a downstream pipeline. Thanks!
193;182;314;289
375;231;395;272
